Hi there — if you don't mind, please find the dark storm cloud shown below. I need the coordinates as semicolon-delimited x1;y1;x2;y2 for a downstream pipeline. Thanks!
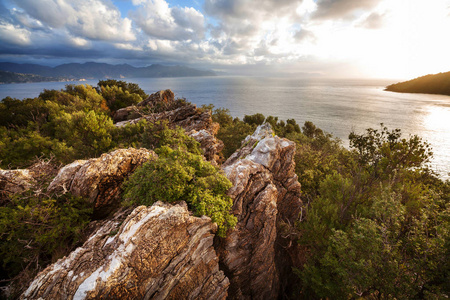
312;0;381;20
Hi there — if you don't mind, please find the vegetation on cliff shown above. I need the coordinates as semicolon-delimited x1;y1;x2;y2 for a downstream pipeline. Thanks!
386;71;450;96
210;108;449;299
0;81;234;297
0;81;448;299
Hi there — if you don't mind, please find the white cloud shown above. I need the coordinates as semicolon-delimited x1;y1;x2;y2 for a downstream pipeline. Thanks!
11;0;135;42
68;36;91;48
0;21;31;45
130;0;205;41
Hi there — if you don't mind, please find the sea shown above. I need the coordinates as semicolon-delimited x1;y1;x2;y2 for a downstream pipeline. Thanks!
1;76;449;180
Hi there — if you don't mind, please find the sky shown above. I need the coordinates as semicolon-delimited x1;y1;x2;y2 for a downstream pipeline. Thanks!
0;0;449;79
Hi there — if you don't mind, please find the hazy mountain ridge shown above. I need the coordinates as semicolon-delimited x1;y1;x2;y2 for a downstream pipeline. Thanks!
0;62;216;81
385;71;450;96
0;70;71;84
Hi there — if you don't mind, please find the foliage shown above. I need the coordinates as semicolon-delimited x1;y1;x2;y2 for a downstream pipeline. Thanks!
295;124;450;299
98;80;146;112
0;81;148;168
122;146;236;237
0;192;92;297
97;79;148;100
114;120;201;155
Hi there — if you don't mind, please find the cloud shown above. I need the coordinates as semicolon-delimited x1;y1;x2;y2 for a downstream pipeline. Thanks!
293;27;316;42
130;0;205;41
356;12;386;29
312;0;381;20
11;0;135;42
203;0;307;64
0;21;31;46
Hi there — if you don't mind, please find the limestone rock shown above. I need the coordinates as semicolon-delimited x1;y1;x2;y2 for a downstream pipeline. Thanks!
217;123;303;299
188;129;224;165
21;202;229;300
113;106;141;122
115;102;222;165
0;169;35;201
115;103;212;132
138;89;174;107
113;90;175;123
48;148;157;218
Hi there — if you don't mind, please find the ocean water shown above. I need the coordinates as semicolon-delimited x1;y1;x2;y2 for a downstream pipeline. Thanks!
1;76;449;179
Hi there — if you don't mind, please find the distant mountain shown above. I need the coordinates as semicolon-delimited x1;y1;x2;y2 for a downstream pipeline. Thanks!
0;70;72;84
385;71;450;96
0;62;216;80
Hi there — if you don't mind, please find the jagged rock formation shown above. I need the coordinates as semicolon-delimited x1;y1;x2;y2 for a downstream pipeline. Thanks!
21;202;229;300
189;129;224;164
216;123;303;299
48;148;157;218
114;90;223;165
18;123;303;300
138;89;175;107
113;89;175;122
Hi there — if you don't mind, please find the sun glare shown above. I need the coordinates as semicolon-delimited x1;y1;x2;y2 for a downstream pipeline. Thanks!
360;0;450;79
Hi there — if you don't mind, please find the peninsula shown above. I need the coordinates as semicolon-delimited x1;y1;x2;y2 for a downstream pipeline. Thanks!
385;71;450;96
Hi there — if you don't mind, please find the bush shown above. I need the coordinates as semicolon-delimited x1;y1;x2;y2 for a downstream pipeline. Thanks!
295;124;450;299
0;193;92;296
122;146;236;237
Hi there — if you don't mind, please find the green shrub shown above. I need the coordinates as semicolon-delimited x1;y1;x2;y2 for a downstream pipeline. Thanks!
99;84;143;112
295;124;450;299
122;146;236;237
114;120;201;155
0;193;92;296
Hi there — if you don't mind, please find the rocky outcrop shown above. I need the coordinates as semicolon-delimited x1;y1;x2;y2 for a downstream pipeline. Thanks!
114;91;223;165
189;129;224;165
216;123;303;299
0;169;35;201
21;202;229;300
48;148;157;218
113;90;175;123
138;89;175;107
0;159;59;203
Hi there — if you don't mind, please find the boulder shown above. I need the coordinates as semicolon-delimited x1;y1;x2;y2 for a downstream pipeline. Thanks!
21;202;229;300
216;123;303;299
48;148;157;218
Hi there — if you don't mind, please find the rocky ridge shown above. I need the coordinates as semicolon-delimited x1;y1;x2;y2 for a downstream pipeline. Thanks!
216;123;303;299
14;121;303;298
21;202;228;300
114;90;223;165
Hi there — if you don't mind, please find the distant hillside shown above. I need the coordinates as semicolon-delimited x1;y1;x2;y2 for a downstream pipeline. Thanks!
385;71;450;96
0;70;71;84
0;62;216;80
